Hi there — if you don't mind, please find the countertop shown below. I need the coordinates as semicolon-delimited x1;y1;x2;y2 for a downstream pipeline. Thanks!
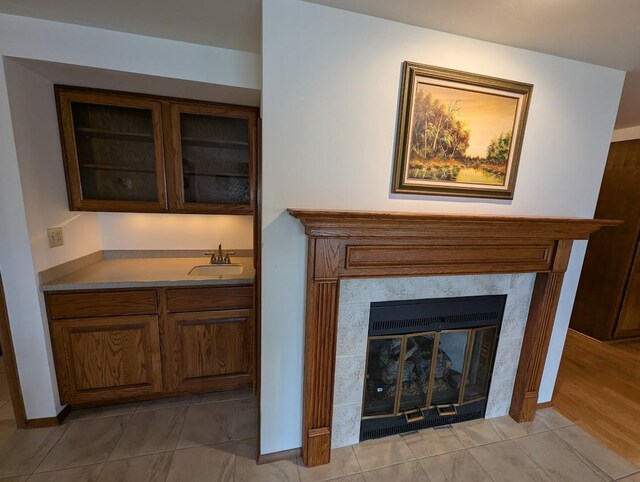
40;256;255;291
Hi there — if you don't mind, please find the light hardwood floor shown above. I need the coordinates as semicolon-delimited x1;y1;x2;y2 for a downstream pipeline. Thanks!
554;328;640;465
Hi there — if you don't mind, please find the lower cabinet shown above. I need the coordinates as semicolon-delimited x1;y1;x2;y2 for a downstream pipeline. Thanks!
51;315;163;403
164;309;253;392
46;285;254;406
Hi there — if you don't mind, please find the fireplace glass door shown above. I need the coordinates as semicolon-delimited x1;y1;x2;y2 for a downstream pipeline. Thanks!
429;331;469;406
399;334;435;412
463;326;498;402
362;336;403;417
362;326;497;420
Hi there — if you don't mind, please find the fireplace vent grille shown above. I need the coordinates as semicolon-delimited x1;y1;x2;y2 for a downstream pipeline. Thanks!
360;410;482;441
370;311;500;334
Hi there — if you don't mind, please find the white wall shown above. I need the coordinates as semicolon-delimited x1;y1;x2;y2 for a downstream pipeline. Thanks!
0;13;260;420
261;0;624;454
0;59;61;418
99;213;253;250
3;59;105;416
4;59;102;274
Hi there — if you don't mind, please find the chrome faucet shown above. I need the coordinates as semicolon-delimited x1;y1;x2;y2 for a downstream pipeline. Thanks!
205;244;235;264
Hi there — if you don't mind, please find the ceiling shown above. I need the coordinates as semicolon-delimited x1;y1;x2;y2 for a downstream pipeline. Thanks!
0;0;262;53
0;0;638;127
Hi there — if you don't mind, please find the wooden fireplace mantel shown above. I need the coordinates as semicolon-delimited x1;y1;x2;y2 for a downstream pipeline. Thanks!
289;209;619;467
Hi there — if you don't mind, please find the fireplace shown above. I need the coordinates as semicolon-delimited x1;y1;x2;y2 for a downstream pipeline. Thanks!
288;209;614;466
360;295;505;440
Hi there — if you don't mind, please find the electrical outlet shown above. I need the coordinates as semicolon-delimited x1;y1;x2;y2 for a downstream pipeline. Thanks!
47;227;64;248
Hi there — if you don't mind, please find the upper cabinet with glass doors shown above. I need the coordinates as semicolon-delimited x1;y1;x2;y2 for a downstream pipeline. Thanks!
169;102;255;214
56;86;257;215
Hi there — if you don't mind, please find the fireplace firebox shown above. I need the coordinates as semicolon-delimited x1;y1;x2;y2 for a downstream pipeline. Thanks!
360;295;506;441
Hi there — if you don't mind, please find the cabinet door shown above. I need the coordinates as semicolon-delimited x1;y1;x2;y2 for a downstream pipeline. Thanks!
570;140;640;340
51;315;163;404
168;102;257;214
616;243;640;338
164;309;253;392
56;87;167;212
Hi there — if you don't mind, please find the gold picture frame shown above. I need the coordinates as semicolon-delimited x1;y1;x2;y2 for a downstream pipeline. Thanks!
392;62;533;199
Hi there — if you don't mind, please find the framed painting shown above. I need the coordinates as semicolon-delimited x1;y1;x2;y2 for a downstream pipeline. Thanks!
392;62;533;199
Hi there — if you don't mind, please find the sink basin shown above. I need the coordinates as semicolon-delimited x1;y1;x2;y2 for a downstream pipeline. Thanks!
188;264;244;276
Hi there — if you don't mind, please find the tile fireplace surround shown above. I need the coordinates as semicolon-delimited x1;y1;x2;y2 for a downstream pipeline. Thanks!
289;209;617;467
332;273;536;448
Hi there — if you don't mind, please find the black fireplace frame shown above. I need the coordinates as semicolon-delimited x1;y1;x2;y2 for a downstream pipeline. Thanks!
360;294;506;441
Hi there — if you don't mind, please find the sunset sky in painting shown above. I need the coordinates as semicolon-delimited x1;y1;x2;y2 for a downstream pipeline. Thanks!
416;82;518;158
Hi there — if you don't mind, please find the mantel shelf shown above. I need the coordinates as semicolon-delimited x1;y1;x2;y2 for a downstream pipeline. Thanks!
287;209;620;240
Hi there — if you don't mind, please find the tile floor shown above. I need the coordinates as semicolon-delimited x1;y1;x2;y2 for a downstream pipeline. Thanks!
0;354;639;481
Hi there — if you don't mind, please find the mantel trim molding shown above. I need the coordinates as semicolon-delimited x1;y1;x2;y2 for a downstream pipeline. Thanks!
288;209;617;239
288;209;619;467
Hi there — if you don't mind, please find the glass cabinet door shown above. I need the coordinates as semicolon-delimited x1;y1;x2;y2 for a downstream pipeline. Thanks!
170;103;256;214
57;88;166;212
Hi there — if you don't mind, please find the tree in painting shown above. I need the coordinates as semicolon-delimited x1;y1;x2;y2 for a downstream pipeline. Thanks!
408;84;517;185
411;91;470;162
486;132;511;164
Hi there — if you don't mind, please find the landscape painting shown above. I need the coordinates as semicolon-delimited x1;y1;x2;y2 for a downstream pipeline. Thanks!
393;62;533;199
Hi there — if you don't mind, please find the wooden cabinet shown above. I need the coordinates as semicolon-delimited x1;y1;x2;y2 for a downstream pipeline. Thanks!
56;88;167;213
616;247;640;337
163;286;254;393
164;309;253;392
169;102;256;214
166;285;253;312
46;289;157;319
571;140;640;340
51;315;163;403
46;285;254;406
55;86;258;215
